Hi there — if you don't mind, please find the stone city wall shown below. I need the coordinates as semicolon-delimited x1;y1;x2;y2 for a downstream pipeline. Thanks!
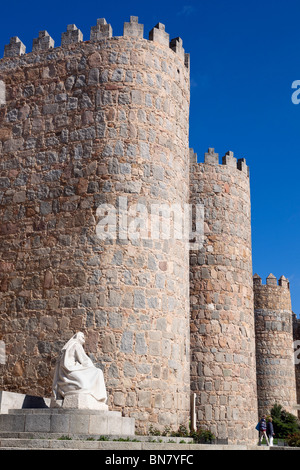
189;148;258;444
293;314;300;417
254;274;297;416
0;17;191;433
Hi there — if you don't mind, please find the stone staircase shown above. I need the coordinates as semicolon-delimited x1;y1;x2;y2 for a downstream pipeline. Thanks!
0;401;290;451
0;432;262;450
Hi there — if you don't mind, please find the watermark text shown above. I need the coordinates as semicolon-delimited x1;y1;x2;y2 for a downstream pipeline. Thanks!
96;198;204;250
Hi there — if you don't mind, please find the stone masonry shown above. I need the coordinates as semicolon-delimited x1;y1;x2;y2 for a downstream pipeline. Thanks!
293;314;300;412
0;18;190;434
190;149;258;444
254;274;297;417
0;16;299;446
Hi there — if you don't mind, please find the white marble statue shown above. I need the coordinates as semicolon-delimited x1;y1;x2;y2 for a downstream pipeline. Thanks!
52;332;107;409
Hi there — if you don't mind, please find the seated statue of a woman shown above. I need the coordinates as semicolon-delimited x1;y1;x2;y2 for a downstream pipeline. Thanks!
52;332;107;409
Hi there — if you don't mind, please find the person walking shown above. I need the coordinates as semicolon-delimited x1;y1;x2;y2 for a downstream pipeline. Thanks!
267;417;275;446
258;415;269;446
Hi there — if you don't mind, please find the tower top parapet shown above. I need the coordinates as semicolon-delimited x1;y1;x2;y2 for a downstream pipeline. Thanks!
1;16;189;69
253;273;290;290
190;148;249;177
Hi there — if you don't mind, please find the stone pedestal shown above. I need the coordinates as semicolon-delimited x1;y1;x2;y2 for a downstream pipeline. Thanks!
0;408;135;436
51;393;109;411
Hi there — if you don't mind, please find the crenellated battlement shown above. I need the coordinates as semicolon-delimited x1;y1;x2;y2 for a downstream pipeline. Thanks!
123;16;144;38
190;147;249;176
1;16;189;68
90;18;112;42
61;24;83;46
3;36;26;58
253;273;290;289
32;31;55;52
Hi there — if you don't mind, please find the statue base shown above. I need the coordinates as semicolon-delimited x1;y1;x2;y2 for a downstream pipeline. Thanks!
0;391;135;437
0;408;135;436
51;393;109;411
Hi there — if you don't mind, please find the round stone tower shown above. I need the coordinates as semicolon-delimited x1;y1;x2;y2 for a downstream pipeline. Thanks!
254;273;297;417
189;148;258;445
293;314;300;418
0;17;190;433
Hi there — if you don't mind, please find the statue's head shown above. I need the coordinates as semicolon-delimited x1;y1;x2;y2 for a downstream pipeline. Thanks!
61;331;86;352
76;332;85;345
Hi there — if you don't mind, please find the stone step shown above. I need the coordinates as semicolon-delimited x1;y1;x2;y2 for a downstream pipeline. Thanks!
0;431;193;443
0;437;254;450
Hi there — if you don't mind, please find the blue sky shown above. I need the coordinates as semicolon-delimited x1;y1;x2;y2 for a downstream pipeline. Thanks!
1;0;300;314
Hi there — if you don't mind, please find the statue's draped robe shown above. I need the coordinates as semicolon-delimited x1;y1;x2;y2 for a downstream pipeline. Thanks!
53;337;107;403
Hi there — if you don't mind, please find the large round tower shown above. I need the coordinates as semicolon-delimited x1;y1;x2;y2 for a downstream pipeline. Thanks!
0;17;190;432
254;273;297;417
189;148;258;445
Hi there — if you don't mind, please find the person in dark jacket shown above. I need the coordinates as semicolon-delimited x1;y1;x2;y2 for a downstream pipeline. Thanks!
258;415;269;446
266;417;275;446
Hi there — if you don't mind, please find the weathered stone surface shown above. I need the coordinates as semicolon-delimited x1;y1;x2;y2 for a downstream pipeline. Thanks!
0;27;190;437
4;37;26;57
61;25;83;46
32;31;54;52
254;277;296;417
189;149;258;445
123;17;144;39
90;18;112;42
